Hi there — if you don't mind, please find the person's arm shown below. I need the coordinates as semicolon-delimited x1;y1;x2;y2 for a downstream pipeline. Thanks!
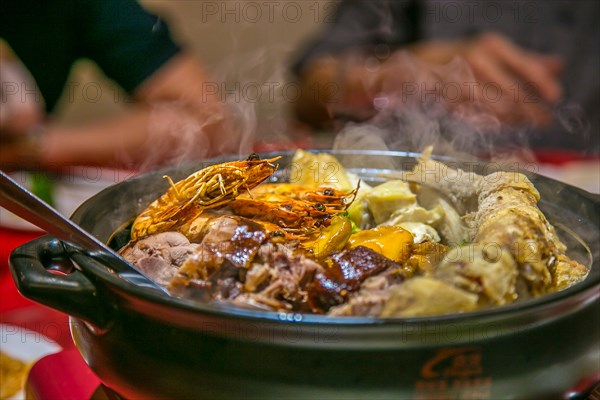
41;52;234;169
1;0;243;171
0;52;233;170
295;32;564;129
295;29;563;130
294;55;382;130
292;0;418;129
293;0;564;129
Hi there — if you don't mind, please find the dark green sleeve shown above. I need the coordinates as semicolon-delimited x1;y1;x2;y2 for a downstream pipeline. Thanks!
75;0;181;94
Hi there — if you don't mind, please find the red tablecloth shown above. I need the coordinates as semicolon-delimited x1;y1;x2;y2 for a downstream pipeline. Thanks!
1;227;103;399
0;227;76;349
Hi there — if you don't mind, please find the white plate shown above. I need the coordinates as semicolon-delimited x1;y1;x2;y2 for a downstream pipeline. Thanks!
0;324;62;400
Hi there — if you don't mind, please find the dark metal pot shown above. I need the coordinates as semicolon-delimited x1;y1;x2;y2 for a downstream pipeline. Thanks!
9;150;600;399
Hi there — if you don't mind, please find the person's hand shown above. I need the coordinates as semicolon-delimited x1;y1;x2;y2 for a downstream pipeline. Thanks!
295;32;564;129
408;32;564;126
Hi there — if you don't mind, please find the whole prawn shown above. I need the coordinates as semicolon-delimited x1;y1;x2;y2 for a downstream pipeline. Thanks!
229;183;358;238
131;154;280;239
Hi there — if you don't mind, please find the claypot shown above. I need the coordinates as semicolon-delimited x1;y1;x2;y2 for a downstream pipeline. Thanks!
10;150;600;399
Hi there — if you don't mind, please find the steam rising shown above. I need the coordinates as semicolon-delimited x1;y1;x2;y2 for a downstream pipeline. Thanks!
145;103;212;167
130;2;594;173
555;101;590;140
331;51;537;164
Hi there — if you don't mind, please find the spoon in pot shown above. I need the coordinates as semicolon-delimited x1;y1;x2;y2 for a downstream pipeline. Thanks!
0;171;169;295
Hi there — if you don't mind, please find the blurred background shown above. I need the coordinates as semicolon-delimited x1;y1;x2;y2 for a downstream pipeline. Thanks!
51;0;334;143
50;0;598;193
0;0;343;227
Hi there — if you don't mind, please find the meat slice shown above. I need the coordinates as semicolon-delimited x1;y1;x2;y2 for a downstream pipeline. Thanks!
327;270;405;317
307;246;405;313
168;216;268;300
119;232;198;286
329;242;449;316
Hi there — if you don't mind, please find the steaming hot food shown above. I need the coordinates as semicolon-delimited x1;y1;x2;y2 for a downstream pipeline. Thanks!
119;150;589;317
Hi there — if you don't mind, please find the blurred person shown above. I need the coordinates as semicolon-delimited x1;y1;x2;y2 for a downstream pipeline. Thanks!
292;0;599;156
0;0;238;172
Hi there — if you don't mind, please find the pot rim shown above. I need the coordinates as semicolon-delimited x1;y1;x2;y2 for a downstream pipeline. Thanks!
70;149;600;327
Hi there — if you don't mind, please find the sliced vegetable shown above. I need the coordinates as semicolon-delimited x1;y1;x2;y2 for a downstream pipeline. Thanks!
346;198;366;227
302;215;352;260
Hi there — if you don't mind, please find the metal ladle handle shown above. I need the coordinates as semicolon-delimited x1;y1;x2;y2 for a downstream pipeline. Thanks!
1;171;113;253
0;170;168;294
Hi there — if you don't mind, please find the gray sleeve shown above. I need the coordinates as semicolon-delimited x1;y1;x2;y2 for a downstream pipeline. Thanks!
291;0;421;75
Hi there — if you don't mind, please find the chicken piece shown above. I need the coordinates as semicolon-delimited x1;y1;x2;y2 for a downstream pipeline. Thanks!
405;242;449;275
364;180;417;225
404;148;588;298
434;244;518;306
414;185;469;244
402;148;482;215
380;277;478;318
552;255;590;291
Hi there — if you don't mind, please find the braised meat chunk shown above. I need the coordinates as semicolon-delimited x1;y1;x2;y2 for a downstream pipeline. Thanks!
168;216;268;301
307;246;406;313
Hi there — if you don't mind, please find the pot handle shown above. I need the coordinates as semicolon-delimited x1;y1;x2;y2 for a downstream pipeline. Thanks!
9;236;114;329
